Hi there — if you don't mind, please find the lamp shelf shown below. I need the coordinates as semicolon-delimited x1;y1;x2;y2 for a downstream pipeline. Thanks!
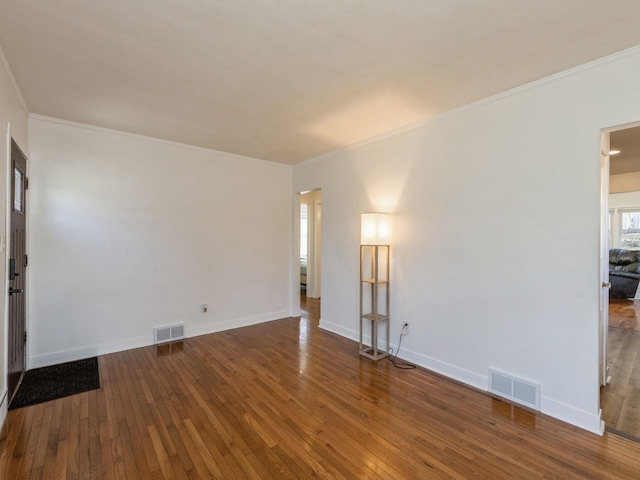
361;313;389;322
359;243;390;361
359;346;389;361
361;278;388;285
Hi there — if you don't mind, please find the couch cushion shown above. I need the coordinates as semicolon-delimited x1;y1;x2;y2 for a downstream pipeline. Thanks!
611;270;640;279
610;248;640;265
622;262;640;274
610;271;640;298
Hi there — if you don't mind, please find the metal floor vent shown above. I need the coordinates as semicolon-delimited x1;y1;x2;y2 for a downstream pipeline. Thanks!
488;369;541;411
154;323;186;344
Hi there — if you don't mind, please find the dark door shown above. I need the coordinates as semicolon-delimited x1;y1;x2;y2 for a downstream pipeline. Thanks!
8;139;27;404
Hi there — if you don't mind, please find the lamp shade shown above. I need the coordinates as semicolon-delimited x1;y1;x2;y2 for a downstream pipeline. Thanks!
361;213;391;245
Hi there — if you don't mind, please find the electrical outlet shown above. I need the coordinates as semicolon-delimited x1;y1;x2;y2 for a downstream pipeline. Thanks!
202;304;208;313
401;322;409;336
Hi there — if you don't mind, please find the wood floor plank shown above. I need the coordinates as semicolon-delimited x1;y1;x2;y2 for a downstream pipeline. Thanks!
30;402;55;472
6;404;36;479
54;438;69;480
17;404;46;478
105;359;142;480
3;294;640;478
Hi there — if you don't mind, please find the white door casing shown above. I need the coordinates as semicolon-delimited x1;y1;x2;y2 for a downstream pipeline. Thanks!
599;131;610;388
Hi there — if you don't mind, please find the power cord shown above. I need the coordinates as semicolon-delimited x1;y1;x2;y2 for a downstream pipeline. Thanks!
388;330;416;369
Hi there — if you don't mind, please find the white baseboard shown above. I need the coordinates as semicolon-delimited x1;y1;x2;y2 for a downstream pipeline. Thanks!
319;319;487;390
29;335;150;369
29;309;291;369
398;347;488;391
187;309;290;338
541;396;604;435
318;318;359;341
27;313;605;436
319;318;603;435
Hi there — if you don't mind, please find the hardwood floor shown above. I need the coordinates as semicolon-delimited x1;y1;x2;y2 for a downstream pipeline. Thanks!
300;292;320;325
609;298;640;331
602;299;640;438
2;298;640;478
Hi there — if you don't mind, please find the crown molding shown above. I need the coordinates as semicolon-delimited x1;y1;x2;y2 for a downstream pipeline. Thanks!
29;114;291;170
298;43;640;167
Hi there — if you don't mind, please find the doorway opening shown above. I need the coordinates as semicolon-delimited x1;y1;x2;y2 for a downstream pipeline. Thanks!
299;189;321;323
300;189;321;299
600;124;640;439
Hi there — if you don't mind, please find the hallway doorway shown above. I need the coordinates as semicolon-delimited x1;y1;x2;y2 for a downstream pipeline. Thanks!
300;189;321;300
601;124;640;440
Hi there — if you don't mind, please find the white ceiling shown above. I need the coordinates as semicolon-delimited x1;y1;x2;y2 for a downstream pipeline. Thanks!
610;126;640;175
2;1;640;164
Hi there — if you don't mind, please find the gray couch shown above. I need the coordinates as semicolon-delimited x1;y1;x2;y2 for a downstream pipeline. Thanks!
609;248;640;298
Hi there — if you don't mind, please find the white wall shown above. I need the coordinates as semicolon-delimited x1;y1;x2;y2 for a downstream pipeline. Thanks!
611;172;640;193
28;116;292;367
0;47;28;428
610;190;640;208
293;46;640;434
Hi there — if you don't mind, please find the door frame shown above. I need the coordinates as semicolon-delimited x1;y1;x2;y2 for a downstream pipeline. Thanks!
599;121;640;423
6;136;27;404
599;131;610;389
300;189;321;299
1;123;9;409
3;123;29;409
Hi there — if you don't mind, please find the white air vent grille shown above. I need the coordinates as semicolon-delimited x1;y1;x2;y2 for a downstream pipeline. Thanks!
154;323;186;344
170;324;185;339
488;369;540;410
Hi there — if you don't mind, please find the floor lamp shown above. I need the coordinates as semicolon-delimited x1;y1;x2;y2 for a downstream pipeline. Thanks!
359;213;390;360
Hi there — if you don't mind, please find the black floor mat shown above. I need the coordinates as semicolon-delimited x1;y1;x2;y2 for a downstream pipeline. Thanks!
9;357;100;410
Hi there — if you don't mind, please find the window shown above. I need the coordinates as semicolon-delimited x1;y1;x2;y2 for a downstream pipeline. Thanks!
14;168;22;212
620;210;640;249
610;207;640;249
